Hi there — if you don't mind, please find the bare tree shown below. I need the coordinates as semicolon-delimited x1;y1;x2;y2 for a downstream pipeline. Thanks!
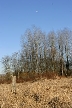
2;55;11;73
48;31;56;72
62;28;71;75
11;52;19;78
57;30;65;75
57;28;71;76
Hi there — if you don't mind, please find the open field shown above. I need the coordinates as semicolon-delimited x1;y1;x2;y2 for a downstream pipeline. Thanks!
0;77;72;108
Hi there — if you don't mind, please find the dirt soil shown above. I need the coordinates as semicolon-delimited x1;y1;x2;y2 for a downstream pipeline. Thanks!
0;77;72;108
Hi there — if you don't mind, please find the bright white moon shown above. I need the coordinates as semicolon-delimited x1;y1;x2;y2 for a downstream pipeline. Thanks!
36;11;38;13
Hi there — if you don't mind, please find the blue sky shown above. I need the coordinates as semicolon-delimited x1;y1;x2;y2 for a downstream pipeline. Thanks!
0;0;72;73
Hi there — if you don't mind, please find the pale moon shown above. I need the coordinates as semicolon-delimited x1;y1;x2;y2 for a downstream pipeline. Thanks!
36;11;38;13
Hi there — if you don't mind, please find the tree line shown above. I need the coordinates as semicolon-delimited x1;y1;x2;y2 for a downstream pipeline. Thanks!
1;26;72;79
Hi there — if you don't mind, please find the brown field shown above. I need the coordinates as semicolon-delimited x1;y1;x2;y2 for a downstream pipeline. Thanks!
0;77;72;108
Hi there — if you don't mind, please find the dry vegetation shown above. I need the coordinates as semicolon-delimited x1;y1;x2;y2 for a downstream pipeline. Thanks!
1;27;72;107
0;76;72;108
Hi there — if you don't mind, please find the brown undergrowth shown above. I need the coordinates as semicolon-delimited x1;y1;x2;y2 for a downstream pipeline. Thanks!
0;71;57;84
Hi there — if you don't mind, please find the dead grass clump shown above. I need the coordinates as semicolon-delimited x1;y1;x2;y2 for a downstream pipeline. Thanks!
31;93;41;103
48;97;72;108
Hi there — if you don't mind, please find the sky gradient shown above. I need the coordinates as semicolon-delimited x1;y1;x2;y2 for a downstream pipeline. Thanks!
0;0;72;73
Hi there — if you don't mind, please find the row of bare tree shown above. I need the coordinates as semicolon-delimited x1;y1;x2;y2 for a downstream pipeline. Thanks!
2;26;72;78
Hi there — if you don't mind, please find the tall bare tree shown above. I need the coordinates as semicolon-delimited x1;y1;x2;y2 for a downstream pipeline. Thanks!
2;55;11;73
48;31;56;72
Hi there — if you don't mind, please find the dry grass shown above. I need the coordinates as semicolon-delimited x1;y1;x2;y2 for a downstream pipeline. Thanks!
0;76;72;108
